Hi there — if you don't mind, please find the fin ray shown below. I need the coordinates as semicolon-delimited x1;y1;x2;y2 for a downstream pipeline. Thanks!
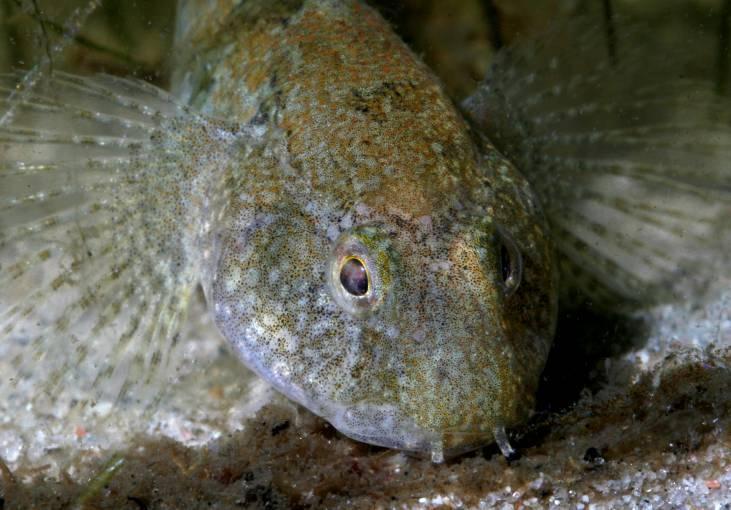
0;72;244;427
464;16;731;307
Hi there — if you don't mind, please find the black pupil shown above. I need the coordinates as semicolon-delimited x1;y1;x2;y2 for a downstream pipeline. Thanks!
500;244;512;283
340;258;369;296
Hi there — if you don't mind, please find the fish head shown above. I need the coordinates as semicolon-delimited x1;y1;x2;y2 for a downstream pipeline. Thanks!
210;146;557;458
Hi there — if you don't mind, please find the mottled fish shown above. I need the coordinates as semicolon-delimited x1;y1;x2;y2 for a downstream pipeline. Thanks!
0;0;729;462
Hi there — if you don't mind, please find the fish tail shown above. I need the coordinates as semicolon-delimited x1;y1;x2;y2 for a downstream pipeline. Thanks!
0;71;239;416
463;16;731;309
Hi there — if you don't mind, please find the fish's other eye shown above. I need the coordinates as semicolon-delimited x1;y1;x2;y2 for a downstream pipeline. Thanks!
340;256;369;296
497;233;523;295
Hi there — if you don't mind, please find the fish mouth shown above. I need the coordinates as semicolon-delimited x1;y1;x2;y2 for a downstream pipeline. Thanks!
315;398;493;460
325;400;442;453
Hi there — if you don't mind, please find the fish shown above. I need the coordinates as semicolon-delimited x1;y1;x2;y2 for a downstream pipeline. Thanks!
0;0;729;464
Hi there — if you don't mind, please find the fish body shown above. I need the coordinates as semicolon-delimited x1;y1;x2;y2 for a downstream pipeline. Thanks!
1;0;729;462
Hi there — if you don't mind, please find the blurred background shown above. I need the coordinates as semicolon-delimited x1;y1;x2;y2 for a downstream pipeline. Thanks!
2;0;731;96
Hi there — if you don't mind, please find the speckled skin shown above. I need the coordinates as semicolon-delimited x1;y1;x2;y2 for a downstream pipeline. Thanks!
175;0;557;458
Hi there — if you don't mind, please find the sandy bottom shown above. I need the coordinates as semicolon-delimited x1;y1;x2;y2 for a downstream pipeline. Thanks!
1;286;730;509
3;348;731;509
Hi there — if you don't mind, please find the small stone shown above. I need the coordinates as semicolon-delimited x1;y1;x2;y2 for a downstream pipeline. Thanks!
583;447;605;465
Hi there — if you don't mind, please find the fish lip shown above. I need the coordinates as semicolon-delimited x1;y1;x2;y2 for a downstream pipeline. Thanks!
249;372;445;454
325;401;442;453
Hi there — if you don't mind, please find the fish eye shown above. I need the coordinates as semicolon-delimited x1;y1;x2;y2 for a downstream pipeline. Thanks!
329;227;393;316
497;232;523;295
340;256;369;296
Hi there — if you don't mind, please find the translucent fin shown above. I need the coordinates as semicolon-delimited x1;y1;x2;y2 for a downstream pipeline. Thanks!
463;18;731;309
0;71;243;424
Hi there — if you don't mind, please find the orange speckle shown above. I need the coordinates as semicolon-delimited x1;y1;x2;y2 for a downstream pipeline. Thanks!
74;425;87;439
706;479;721;490
209;385;225;400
